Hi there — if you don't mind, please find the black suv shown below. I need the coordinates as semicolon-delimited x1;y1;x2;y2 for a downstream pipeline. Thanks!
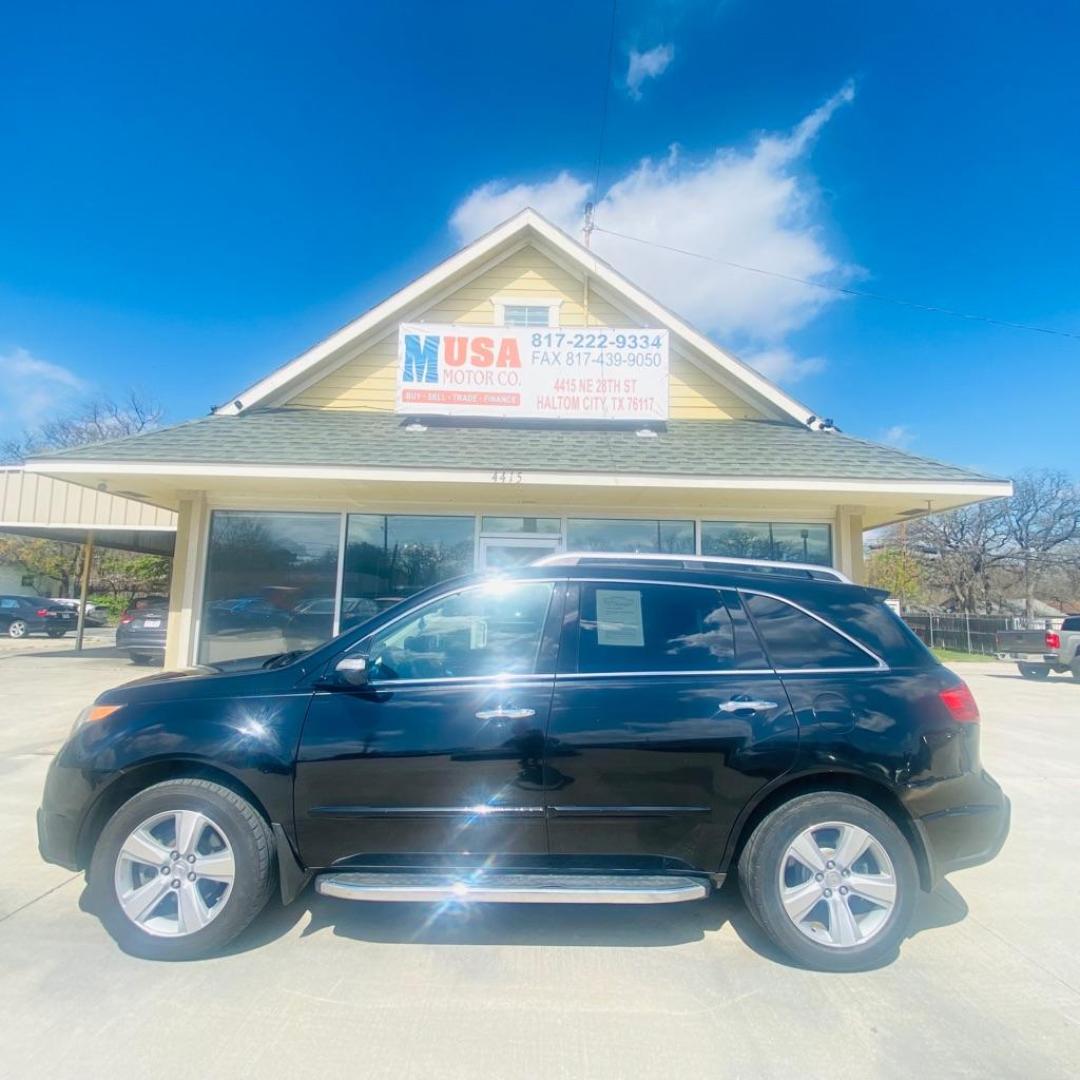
37;557;1009;971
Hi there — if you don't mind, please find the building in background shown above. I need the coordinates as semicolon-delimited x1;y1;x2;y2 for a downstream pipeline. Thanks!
25;210;1010;667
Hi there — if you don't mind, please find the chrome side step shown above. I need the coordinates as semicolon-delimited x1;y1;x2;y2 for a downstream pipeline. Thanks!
315;871;710;905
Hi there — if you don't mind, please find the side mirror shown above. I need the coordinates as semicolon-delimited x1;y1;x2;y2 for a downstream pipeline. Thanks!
334;655;370;687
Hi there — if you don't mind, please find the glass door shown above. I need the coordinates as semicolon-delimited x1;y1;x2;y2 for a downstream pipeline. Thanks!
479;536;560;570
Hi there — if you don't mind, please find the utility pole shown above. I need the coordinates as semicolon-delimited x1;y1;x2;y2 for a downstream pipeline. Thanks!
75;530;95;652
582;202;595;248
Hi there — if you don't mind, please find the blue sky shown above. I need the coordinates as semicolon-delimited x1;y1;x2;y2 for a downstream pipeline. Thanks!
2;1;1078;476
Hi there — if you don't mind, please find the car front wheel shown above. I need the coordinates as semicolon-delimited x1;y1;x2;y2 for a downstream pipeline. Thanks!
88;778;276;960
738;791;918;972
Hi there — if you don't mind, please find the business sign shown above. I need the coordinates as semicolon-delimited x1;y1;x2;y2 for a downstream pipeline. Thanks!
395;323;669;421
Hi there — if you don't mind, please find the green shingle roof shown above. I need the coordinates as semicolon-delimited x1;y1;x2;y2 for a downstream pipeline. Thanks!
41;409;1001;484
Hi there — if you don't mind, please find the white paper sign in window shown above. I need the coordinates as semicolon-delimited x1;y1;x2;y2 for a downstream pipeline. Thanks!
595;589;645;648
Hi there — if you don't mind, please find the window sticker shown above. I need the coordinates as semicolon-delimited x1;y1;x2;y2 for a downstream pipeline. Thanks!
595;589;645;647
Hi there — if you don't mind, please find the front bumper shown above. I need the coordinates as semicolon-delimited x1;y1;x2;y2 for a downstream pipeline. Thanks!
37;805;80;871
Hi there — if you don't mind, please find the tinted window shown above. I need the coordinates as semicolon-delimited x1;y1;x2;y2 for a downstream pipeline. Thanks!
566;518;694;553
199;511;340;665
577;583;735;673
366;581;554;681
701;521;832;566
743;593;878;670
1062;617;1080;632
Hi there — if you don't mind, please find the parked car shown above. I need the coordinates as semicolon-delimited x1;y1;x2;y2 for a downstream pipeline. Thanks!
995;616;1080;679
0;595;78;638
116;600;169;664
38;555;1009;971
50;597;106;627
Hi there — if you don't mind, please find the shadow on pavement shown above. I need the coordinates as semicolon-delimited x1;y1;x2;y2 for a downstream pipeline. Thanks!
206;874;972;970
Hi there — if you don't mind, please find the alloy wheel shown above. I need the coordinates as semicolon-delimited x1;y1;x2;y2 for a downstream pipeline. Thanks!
8;620;27;638
777;820;898;948
113;809;236;937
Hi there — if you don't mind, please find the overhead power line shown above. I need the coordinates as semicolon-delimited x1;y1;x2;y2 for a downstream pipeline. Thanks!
585;0;618;244
593;225;1080;342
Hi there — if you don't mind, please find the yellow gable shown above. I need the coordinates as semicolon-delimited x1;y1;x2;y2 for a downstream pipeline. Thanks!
289;244;766;420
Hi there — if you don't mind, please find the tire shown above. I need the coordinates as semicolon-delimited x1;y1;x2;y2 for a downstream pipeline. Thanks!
129;652;154;665
7;620;28;639
46;628;67;638
88;778;276;960
1071;659;1080;683
1018;663;1050;679
737;791;918;972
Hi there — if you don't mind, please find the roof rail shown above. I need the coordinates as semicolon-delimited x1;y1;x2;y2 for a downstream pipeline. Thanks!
532;551;851;584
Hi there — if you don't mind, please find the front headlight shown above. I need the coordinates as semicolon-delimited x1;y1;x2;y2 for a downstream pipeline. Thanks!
70;704;123;737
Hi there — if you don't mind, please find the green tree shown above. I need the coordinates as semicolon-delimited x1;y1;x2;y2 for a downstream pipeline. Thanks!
867;547;925;608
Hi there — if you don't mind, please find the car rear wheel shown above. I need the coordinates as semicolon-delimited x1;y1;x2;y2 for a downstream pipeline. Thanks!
7;619;28;639
738;791;918;972
129;652;156;665
88;779;276;960
46;628;67;638
1018;663;1050;679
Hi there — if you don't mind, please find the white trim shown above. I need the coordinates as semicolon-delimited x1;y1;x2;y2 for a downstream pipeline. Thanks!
214;209;816;424
24;458;1014;499
0;520;176;531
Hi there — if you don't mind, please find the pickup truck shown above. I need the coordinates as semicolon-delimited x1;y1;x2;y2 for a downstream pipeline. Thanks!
996;615;1080;679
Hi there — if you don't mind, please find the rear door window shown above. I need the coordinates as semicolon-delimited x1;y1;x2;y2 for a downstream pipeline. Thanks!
743;593;879;670
577;583;736;673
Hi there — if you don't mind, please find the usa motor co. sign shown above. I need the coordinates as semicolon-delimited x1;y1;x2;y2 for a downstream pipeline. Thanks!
395;323;669;421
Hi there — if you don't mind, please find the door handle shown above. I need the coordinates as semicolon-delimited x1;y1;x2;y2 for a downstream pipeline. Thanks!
717;698;779;713
475;707;536;721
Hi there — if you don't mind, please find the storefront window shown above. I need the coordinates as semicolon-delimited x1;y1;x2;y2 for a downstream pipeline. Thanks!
566;518;694;553
341;514;474;630
701;521;832;566
480;516;561;535
199;511;341;665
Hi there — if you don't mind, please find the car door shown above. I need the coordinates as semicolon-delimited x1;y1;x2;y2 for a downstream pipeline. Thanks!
543;580;799;872
294;578;564;868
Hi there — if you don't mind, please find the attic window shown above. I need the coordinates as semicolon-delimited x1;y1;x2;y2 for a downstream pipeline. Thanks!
502;304;552;327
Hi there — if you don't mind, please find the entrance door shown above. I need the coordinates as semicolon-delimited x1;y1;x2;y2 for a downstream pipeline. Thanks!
294;579;562;868
479;536;560;571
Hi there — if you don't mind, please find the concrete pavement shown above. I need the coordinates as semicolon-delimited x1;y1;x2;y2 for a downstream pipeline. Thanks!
0;654;1077;1079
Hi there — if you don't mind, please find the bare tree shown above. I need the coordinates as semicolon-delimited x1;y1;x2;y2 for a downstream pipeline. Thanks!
1;391;163;463
1005;470;1080;619
904;500;1011;613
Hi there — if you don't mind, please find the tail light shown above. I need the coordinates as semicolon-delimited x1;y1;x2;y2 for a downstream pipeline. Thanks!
119;614;134;624
36;608;50;617
940;683;980;724
1046;630;1061;650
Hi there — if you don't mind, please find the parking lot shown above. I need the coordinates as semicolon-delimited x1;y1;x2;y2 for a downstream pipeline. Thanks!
0;646;1077;1079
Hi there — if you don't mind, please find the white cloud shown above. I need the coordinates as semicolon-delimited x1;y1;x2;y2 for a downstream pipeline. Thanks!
450;172;590;246
626;44;675;100
0;346;86;428
881;424;914;448
450;82;856;386
743;347;827;384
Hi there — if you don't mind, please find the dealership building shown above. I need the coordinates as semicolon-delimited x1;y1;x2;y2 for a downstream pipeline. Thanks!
26;210;1009;668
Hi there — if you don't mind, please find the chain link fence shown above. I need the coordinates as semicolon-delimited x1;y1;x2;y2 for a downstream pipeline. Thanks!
903;613;1018;655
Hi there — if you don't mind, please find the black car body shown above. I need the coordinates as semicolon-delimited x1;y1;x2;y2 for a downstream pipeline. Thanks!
0;595;78;638
38;561;1009;969
115;602;169;663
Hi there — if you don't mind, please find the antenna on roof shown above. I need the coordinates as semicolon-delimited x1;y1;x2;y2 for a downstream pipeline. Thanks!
582;202;595;248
